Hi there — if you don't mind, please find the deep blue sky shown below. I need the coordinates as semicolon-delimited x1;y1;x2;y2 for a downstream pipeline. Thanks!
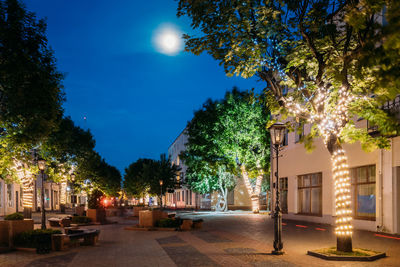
24;0;262;173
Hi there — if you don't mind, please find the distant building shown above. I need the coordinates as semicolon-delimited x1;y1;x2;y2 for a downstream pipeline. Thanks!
166;128;209;209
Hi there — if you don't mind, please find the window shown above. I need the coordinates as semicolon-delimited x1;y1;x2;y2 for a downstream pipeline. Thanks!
7;184;13;207
0;181;3;207
279;177;288;213
20;189;23;207
298;173;322;216
182;191;185;202
282;129;289;147
54;191;59;206
350;165;376;220
295;123;304;143
45;189;50;208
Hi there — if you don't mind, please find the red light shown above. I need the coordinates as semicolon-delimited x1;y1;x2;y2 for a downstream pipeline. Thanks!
102;199;109;206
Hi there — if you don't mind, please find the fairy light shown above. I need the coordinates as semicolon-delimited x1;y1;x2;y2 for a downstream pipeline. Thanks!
332;149;353;236
60;178;67;204
240;165;262;213
13;161;34;208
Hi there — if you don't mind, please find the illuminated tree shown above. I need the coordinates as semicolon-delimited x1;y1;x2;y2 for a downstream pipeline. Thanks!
178;0;400;251
123;155;179;201
184;89;270;212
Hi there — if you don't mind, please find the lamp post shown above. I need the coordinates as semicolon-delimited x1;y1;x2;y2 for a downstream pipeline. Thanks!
37;158;46;230
70;173;76;208
268;122;286;255
159;179;163;209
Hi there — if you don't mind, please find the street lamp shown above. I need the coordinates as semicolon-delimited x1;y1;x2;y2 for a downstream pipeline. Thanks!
159;179;163;209
70;173;76;208
268;122;286;255
37;158;46;230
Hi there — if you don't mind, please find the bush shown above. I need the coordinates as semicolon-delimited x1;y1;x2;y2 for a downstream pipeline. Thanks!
4;212;24;220
155;218;180;228
14;229;62;254
71;216;91;224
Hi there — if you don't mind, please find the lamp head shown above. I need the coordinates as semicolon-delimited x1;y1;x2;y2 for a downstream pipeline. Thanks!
268;122;286;146
37;158;46;171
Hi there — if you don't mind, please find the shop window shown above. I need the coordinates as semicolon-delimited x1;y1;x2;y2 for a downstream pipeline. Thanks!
297;173;322;216
350;165;376;220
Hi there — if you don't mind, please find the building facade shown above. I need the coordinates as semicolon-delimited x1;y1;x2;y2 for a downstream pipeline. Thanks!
271;102;400;234
166;129;209;209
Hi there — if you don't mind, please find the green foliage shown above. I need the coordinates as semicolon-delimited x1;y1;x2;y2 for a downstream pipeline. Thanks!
4;212;23;220
178;0;400;153
13;229;61;254
155;218;180;228
123;154;179;198
88;189;104;209
183;88;270;196
71;216;91;224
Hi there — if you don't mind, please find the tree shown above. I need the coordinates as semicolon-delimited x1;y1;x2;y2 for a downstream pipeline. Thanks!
178;0;400;251
0;0;64;180
124;155;179;203
183;88;270;212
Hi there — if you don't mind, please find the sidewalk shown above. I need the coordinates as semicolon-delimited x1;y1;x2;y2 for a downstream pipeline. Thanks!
0;211;399;266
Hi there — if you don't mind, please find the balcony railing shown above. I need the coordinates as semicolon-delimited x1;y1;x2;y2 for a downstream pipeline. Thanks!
367;95;400;136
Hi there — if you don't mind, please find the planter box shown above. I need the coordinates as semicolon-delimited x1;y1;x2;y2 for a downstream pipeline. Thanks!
138;210;168;227
106;208;122;217
75;206;86;216
0;219;34;247
133;207;147;216
87;209;106;224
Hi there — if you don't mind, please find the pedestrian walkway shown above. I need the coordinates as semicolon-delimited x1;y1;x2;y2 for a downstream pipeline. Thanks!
1;211;399;266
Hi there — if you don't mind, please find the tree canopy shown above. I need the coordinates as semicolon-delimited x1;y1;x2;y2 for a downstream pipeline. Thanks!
124;154;179;199
183;88;270;211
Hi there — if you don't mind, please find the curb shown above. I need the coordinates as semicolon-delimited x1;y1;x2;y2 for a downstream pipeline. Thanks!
307;250;386;261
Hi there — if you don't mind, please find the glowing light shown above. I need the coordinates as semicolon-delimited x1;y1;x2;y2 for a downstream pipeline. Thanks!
332;149;353;236
14;161;34;208
153;24;183;56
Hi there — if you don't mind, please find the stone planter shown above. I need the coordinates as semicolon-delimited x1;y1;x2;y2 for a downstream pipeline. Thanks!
87;209;106;224
133;206;147;216
0;219;34;247
138;210;168;227
75;206;86;216
180;219;193;231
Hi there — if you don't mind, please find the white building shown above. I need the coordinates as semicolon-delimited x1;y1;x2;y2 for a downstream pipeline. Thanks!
166;129;210;209
271;96;400;234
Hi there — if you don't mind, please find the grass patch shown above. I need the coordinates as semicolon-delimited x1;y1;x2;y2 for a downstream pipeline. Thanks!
315;247;379;257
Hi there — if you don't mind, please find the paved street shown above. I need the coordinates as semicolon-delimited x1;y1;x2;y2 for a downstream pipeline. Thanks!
1;211;400;266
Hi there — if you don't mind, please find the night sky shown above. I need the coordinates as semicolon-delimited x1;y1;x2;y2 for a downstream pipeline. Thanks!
24;0;262;173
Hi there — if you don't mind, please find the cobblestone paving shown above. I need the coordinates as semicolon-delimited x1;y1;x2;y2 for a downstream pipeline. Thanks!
1;211;399;267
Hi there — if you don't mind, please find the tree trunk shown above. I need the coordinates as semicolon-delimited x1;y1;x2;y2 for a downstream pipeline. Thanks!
215;186;228;212
327;137;353;252
240;166;263;213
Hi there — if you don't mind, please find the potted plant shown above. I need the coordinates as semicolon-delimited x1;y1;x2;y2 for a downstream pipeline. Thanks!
86;190;106;223
1;213;34;248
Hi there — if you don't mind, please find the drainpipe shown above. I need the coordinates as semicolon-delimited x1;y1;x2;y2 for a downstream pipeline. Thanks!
378;148;384;231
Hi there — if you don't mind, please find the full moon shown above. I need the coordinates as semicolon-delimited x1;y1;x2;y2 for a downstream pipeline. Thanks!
153;24;183;56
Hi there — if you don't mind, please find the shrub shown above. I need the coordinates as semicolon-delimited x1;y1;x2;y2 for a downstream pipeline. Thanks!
4;212;24;220
155;218;180;228
14;229;62;254
71;216;91;224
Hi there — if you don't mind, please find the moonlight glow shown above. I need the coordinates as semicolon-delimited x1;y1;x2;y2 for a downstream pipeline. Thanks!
153;24;183;56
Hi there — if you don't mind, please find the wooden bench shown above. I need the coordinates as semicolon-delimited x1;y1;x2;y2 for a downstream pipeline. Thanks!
67;229;100;246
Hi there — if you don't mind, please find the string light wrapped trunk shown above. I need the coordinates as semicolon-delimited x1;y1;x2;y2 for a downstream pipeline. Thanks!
240;165;263;213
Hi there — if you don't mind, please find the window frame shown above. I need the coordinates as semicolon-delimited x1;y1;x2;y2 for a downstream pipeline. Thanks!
350;164;376;221
297;172;322;216
279;177;288;214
